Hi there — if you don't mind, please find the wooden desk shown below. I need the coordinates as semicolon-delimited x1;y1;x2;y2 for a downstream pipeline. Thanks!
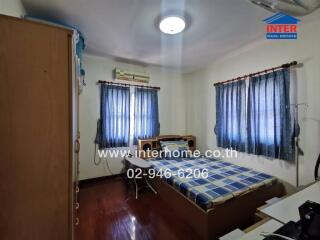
125;157;157;199
239;220;283;240
261;181;320;223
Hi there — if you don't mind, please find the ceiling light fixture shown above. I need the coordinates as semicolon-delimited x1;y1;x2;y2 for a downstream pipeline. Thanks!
159;16;186;34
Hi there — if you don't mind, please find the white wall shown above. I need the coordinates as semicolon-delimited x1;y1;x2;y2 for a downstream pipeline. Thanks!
185;15;320;187
79;54;187;180
0;0;25;17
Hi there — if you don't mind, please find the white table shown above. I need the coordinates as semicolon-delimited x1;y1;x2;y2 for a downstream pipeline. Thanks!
126;157;152;168
125;157;157;199
261;181;320;224
239;220;283;240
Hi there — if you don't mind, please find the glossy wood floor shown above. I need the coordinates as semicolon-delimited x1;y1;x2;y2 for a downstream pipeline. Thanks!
75;176;201;240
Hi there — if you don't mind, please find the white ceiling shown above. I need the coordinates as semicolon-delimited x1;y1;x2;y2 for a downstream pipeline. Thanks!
20;0;309;72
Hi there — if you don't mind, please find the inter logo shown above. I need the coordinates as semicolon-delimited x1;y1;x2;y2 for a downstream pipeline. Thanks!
263;12;301;40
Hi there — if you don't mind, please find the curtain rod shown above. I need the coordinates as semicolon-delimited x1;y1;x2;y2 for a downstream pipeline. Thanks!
97;80;160;90
213;61;298;86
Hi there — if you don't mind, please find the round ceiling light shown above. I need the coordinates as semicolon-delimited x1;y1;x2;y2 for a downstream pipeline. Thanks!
159;16;186;34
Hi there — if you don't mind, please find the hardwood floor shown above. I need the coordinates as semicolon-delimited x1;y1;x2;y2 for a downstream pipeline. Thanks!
75;176;201;240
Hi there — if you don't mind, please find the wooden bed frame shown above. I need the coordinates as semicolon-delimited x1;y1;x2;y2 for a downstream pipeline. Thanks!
139;135;286;239
138;135;196;159
151;177;284;239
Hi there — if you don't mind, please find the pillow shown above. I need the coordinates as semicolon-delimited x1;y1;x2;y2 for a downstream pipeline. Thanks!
160;140;190;158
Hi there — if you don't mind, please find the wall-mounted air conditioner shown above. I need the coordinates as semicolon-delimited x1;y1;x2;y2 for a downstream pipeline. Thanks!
113;68;150;83
250;0;320;16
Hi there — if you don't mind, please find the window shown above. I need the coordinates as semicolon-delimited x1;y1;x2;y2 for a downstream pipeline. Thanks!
247;70;292;160
99;85;131;148
215;80;246;152
133;87;160;144
98;84;160;148
215;69;293;161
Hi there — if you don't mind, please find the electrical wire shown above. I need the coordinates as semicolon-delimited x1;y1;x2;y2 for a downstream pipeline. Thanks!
104;155;114;175
93;143;114;175
93;143;102;165
260;231;295;240
315;153;320;180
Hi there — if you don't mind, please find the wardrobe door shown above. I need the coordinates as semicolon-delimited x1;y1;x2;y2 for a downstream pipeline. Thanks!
0;15;73;240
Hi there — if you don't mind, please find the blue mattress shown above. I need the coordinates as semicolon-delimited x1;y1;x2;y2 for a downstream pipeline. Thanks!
149;157;277;211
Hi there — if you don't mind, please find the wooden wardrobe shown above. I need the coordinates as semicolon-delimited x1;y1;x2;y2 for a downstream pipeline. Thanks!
0;15;79;240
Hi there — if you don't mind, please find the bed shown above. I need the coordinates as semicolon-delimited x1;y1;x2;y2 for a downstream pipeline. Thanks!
150;157;279;210
140;136;285;239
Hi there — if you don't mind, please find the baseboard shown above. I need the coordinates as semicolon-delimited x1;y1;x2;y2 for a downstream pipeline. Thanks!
79;173;125;188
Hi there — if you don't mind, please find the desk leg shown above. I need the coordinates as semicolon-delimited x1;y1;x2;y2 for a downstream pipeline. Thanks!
133;177;138;199
144;175;157;194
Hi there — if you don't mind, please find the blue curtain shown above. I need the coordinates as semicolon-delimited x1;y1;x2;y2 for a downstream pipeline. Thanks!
133;88;160;144
247;69;293;161
215;81;246;151
99;85;130;148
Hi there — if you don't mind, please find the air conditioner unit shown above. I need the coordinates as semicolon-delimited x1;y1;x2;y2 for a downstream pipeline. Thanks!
250;0;320;16
113;68;150;83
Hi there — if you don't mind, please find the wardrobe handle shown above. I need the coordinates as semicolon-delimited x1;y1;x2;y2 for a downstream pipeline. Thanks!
75;139;80;153
75;217;79;226
75;202;79;210
76;186;79;193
